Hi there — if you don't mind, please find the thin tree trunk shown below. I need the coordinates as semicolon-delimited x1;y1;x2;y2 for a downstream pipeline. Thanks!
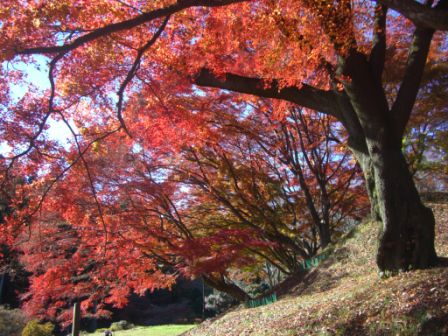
0;273;5;304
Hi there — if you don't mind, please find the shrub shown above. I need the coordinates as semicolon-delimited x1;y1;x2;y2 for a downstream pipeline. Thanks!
0;306;27;336
21;320;54;336
109;320;134;331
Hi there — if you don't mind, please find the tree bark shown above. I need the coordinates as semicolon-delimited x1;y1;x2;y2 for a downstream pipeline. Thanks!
346;119;437;272
341;50;437;272
350;147;381;221
318;221;332;248
372;145;437;271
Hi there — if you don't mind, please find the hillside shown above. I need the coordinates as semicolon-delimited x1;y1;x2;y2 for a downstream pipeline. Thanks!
184;202;448;336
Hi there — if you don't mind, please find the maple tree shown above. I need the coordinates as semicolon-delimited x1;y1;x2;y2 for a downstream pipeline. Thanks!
247;105;368;247
175;104;365;265
11;98;365;322
191;0;448;272
0;0;447;324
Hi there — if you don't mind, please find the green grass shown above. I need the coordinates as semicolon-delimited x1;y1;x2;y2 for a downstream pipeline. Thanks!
85;324;195;336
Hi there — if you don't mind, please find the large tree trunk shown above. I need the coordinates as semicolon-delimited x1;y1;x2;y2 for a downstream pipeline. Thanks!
342;50;438;272
350;126;437;272
372;146;437;271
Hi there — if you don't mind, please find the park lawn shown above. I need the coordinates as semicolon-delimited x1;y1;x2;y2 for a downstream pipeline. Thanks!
86;324;195;336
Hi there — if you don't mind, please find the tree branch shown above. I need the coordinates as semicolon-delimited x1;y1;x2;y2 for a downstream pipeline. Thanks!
194;69;341;119
16;0;247;56
370;4;388;84
392;27;434;138
21;128;121;226
116;15;170;137
373;0;448;30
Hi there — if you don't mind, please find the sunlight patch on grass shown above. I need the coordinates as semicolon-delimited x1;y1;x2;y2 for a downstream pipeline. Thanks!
85;324;195;336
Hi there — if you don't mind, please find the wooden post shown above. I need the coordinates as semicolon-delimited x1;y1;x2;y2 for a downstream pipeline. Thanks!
72;302;81;336
91;301;98;332
202;277;205;320
0;273;5;304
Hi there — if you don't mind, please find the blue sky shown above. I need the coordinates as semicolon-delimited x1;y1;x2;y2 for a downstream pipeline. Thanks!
2;55;75;154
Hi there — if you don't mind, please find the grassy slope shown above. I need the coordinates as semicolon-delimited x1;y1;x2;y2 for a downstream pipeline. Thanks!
85;324;195;336
185;202;448;336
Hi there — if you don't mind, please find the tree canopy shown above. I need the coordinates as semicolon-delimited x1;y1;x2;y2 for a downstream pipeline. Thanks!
0;0;447;326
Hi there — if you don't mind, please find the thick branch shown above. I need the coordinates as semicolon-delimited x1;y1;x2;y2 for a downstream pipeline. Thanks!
16;0;247;56
392;27;434;138
374;0;448;30
370;4;388;84
194;69;341;118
